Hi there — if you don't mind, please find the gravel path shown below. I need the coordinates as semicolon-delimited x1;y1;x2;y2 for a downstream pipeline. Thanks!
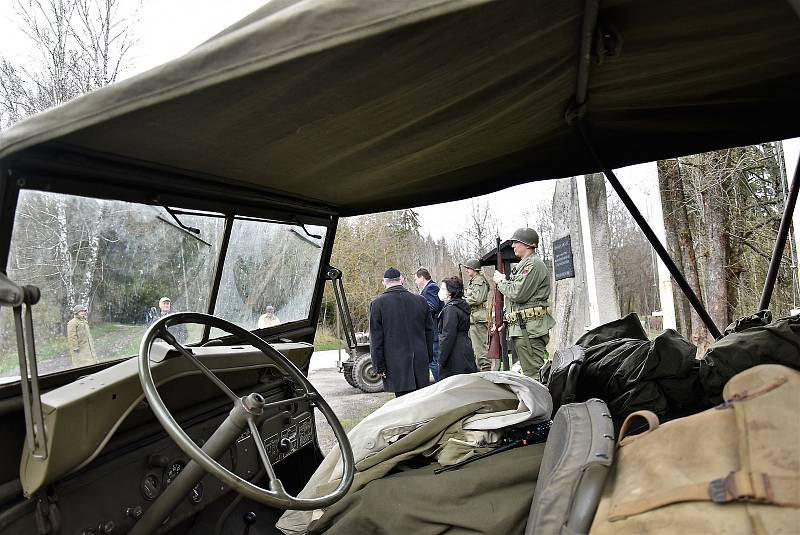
307;350;393;455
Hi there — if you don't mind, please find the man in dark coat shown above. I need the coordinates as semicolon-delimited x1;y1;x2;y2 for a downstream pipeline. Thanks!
370;267;434;396
414;267;442;381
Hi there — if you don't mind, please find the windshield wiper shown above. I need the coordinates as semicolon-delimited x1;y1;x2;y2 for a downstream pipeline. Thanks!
156;204;212;247
288;228;322;248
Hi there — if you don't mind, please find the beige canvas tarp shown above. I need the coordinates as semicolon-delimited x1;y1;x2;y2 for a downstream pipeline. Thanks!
1;0;799;215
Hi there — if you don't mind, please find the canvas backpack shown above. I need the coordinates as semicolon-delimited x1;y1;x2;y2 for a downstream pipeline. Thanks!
590;364;800;534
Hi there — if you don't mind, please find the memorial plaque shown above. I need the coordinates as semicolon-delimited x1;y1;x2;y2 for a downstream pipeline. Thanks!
553;235;575;280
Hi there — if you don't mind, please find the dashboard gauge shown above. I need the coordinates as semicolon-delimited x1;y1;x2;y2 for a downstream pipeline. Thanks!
190;482;204;504
164;460;186;486
141;474;161;500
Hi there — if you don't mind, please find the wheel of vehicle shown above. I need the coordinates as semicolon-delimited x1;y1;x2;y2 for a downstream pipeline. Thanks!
342;363;358;388
352;353;384;393
135;312;355;532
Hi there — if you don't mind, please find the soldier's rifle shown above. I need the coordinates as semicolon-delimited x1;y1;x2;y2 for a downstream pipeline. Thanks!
488;237;504;359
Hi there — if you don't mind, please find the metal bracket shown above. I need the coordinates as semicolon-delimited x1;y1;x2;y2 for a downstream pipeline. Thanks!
592;17;623;65
1;273;48;460
324;266;357;352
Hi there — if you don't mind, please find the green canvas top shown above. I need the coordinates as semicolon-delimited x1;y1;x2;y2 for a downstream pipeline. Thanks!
1;0;799;216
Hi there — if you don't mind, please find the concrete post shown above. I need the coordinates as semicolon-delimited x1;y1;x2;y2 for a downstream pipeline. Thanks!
585;174;621;325
552;175;621;349
780;139;800;315
551;178;589;350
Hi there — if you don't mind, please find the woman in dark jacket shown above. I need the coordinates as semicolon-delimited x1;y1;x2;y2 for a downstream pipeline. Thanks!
437;276;478;380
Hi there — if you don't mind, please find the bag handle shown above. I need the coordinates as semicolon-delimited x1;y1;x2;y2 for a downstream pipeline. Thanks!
617;410;660;447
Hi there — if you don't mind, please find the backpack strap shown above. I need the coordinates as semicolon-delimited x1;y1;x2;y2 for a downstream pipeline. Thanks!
608;471;800;521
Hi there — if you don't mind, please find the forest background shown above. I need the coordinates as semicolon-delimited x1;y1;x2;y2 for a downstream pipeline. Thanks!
1;0;798;363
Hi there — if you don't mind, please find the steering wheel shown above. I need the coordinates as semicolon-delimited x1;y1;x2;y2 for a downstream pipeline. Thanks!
136;312;354;519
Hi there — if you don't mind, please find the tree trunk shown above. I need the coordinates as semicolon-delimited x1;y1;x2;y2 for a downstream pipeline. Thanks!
701;150;732;333
671;160;710;351
657;159;691;337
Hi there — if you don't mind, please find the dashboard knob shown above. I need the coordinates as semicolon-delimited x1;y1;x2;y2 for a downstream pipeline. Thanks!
278;438;292;453
243;511;257;535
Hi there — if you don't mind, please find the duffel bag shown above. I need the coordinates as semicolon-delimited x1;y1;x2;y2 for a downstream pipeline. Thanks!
590;364;800;534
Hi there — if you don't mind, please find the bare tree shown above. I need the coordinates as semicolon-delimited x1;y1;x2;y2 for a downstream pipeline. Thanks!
327;211;460;331
658;143;797;348
658;158;708;350
1;0;139;325
522;198;554;262
0;0;139;129
454;200;500;260
73;0;139;90
606;194;658;319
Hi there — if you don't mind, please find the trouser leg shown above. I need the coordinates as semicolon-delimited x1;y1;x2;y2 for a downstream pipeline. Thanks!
511;334;549;379
469;322;490;371
430;337;440;382
429;359;439;382
490;359;501;371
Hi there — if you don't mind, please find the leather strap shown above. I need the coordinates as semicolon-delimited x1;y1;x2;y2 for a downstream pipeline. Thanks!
609;471;800;521
617;410;660;447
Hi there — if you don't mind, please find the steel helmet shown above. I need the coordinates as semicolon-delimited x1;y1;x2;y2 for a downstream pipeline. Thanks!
463;259;481;270
510;227;539;247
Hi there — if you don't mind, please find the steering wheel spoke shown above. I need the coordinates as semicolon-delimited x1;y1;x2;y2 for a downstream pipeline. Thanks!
180;346;241;404
247;418;281;486
261;392;310;412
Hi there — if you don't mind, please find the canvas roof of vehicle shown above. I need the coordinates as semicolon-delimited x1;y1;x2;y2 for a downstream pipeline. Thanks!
0;0;799;216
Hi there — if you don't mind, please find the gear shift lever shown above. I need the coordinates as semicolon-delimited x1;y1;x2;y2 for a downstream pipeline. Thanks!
242;511;257;535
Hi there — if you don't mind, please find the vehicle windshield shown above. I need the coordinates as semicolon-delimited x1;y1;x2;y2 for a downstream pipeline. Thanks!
1;189;327;380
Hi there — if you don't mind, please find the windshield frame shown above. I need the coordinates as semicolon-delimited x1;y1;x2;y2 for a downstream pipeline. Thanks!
0;147;339;375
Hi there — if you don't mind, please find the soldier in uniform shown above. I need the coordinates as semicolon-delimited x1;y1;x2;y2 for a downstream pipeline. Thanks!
463;258;491;371
66;304;97;367
493;228;555;378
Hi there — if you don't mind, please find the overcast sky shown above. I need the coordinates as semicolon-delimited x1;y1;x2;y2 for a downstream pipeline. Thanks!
1;1;797;243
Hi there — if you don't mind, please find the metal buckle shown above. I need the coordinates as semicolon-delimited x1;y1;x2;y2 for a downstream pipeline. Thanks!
709;474;731;504
709;472;769;504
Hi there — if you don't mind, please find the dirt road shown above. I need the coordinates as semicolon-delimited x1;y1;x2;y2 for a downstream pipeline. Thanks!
307;350;393;455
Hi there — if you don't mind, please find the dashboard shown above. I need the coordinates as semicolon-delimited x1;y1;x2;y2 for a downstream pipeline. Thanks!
63;390;315;534
6;342;319;534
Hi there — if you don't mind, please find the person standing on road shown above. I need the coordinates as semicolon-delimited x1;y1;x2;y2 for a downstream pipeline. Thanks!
148;297;189;344
493;228;555;379
437;276;478;380
463;258;492;371
370;267;433;397
414;267;443;382
66;304;97;367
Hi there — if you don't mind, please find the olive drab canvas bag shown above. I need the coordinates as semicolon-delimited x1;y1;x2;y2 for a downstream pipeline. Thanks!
590;364;800;534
